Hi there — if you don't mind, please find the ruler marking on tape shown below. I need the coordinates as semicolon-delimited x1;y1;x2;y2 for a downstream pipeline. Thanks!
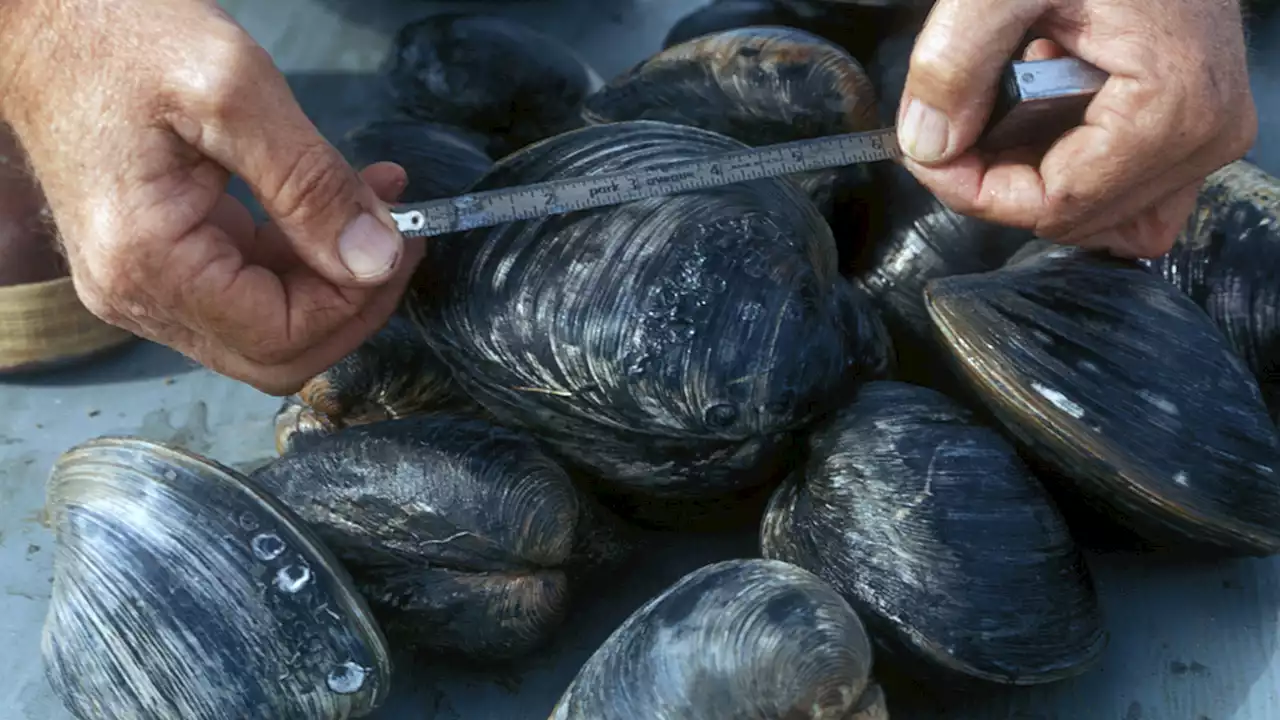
392;127;902;238
390;58;1109;238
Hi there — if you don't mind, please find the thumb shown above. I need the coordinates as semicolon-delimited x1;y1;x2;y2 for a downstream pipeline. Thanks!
177;40;407;288
897;0;1049;164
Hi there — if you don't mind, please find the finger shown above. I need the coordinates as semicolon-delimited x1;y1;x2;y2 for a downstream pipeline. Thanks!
211;269;414;396
897;0;1050;165
901;64;1233;236
1052;106;1253;245
361;161;409;201
166;24;407;288
1022;37;1066;61
185;164;421;394
213;161;410;274
152;163;416;382
1072;180;1201;259
1053;161;1205;245
900;148;1046;230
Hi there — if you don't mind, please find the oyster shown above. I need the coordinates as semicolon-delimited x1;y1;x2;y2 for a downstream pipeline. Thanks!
762;380;1106;685
550;558;889;719
251;414;632;661
852;163;1032;390
926;244;1280;556
1142;160;1280;422
380;14;603;158
662;0;907;63
289;313;480;439
403;120;892;529
662;0;811;50
580;26;883;248
42;437;391;720
343;118;493;203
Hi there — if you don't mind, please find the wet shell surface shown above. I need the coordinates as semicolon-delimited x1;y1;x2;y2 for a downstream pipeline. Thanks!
1142;160;1280;422
404;120;892;528
925;244;1280;556
583;27;880;142
293;313;479;437
660;0;897;64
852;163;1032;389
761;380;1106;685
380;14;603;158
42;436;391;720
549;558;887;719
661;0;809;50
581;27;881;226
343;118;493;203
250;414;631;661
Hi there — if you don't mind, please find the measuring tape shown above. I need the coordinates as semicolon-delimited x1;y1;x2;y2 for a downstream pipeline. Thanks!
391;128;901;238
389;56;1108;238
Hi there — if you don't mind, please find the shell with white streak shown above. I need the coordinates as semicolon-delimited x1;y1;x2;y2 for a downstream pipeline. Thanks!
41;436;392;720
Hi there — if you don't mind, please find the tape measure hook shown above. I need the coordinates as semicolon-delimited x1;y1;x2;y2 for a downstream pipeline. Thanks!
392;210;427;233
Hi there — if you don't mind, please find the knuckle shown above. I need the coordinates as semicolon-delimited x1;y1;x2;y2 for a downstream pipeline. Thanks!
267;142;352;222
1038;194;1084;239
908;45;967;99
256;377;308;398
181;32;269;120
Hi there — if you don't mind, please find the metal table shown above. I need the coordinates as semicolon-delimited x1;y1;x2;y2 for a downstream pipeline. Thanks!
2;1;1279;717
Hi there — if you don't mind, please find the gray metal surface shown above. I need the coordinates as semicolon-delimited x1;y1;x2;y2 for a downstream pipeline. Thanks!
2;1;1279;718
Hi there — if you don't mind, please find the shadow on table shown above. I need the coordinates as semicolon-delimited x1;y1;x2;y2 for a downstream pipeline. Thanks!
369;529;759;719
878;550;1280;720
366;526;1279;720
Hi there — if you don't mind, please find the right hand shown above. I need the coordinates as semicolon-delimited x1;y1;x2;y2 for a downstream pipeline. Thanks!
0;0;423;395
894;0;1256;259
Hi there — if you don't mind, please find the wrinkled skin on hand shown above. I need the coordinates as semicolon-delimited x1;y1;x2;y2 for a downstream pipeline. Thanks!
0;0;424;394
897;0;1258;258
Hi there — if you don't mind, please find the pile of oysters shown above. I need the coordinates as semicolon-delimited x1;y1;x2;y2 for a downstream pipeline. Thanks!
37;4;1280;719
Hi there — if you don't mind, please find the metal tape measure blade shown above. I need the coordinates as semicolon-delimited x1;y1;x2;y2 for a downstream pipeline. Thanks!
393;127;902;238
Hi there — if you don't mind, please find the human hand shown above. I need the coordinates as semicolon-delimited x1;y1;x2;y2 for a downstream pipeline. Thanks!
895;0;1258;258
0;0;422;395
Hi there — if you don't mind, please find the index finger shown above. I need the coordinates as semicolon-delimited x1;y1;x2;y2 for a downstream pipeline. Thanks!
171;165;419;390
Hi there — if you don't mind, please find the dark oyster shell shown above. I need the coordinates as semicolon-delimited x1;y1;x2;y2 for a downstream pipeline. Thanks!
290;313;480;439
762;380;1106;685
43;437;391;720
380;14;603;158
582;26;884;273
251;414;632;661
550;558;888;719
343;118;493;203
404;120;892;529
852;163;1032;391
1142;160;1280;423
926;244;1280;557
663;0;913;64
